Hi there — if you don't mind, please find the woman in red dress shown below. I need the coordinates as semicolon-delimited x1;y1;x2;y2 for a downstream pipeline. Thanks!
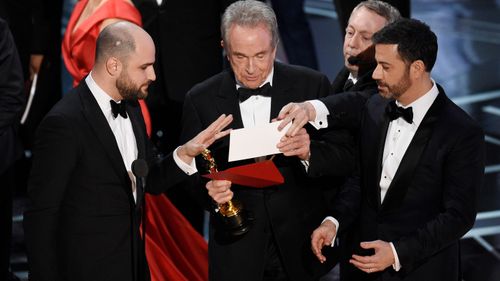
62;1;208;280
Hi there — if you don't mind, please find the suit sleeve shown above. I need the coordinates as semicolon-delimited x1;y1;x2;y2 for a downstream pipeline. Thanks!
170;92;211;209
24;114;79;281
394;125;485;273
308;75;355;177
145;146;191;194
320;88;376;132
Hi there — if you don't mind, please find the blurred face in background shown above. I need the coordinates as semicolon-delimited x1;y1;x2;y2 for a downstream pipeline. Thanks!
343;6;387;77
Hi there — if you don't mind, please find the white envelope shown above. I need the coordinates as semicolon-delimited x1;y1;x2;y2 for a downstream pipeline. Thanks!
228;121;291;162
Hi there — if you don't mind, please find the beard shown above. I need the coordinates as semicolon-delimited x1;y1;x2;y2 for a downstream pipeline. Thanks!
116;70;149;100
377;68;411;100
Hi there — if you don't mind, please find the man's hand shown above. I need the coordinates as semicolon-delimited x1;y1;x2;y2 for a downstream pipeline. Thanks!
350;240;395;274
311;220;337;263
277;102;316;137
177;114;233;164
277;128;310;160
206;180;233;204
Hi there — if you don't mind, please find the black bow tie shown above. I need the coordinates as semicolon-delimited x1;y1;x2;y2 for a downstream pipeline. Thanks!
110;100;128;119
237;82;271;102
385;101;413;124
343;79;355;91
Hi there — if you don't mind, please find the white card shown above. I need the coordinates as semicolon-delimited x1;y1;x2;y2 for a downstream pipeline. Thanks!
228;121;291;162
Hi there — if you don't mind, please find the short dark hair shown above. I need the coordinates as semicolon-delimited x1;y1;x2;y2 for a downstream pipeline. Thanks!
95;22;136;64
372;18;438;72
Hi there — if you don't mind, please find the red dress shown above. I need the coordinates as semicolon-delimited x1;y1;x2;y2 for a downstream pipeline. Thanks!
62;1;208;280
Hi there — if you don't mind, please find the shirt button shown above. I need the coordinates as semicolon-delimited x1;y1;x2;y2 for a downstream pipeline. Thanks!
319;121;323;125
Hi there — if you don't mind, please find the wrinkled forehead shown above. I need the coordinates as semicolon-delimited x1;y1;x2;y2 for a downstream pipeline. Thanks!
348;6;388;33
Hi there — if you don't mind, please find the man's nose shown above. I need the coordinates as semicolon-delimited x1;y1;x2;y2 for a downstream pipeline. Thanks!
246;58;255;74
372;64;382;80
148;66;156;81
348;33;361;50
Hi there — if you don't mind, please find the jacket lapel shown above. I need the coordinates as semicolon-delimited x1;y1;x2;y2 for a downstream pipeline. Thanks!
215;70;244;130
79;82;134;201
365;97;391;209
381;87;446;212
127;101;147;208
331;68;350;93
270;62;294;120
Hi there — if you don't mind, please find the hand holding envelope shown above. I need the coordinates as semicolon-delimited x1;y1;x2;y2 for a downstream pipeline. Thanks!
202;121;312;188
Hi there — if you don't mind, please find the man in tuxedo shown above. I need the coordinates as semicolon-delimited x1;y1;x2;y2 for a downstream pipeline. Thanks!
24;21;232;281
179;1;354;280
308;18;485;281
0;17;24;281
278;1;400;135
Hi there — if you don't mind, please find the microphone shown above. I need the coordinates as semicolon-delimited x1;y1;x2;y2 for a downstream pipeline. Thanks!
347;55;361;66
132;159;149;178
347;45;376;77
132;159;149;198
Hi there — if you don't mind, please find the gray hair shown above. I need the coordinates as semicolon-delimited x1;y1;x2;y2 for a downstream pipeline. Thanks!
221;0;279;49
95;21;137;64
352;0;401;24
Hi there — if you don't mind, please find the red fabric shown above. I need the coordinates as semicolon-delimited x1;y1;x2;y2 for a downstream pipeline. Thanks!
62;1;207;279
62;0;151;136
144;194;208;281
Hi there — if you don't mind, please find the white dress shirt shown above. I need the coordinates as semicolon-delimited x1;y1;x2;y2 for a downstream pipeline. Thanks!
236;69;274;128
86;73;197;202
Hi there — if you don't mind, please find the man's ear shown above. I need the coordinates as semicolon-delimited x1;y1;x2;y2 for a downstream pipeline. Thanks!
410;60;426;79
106;57;121;76
220;40;224;49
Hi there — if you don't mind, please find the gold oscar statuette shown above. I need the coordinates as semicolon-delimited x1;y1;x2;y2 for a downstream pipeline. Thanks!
201;149;251;236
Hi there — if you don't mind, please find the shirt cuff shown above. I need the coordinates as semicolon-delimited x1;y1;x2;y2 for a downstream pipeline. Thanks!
173;146;198;175
322;216;340;247
390;242;402;271
308;100;329;130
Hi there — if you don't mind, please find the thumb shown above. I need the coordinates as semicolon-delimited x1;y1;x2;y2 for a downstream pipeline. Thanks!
360;241;378;249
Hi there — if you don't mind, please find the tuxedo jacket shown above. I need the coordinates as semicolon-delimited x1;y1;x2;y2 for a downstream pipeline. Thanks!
180;62;354;281
24;81;188;281
334;85;485;281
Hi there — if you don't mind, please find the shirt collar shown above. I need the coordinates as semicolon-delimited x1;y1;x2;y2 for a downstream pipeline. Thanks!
348;73;358;84
235;67;274;90
396;78;439;127
86;73;119;119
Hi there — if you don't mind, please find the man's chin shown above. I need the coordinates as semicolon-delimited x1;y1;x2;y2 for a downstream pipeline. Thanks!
345;63;358;74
